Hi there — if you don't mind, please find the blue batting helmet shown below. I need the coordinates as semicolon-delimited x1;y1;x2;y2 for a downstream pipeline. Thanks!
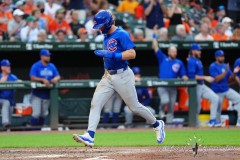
190;43;202;51
93;10;113;34
132;67;141;74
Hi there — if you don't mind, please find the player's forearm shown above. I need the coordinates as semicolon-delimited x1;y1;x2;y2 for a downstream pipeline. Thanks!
195;75;206;80
31;76;46;83
121;49;136;60
214;72;227;82
152;38;159;53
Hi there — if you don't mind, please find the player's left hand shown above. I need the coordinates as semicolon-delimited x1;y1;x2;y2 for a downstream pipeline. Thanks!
233;66;240;74
94;50;114;59
182;76;188;81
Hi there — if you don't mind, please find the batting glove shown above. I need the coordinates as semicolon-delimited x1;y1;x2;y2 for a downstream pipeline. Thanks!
94;50;122;60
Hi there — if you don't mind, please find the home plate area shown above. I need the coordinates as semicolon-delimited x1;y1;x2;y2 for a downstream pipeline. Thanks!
0;147;239;160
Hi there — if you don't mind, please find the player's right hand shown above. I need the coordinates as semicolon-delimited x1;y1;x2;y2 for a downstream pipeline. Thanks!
204;76;215;83
42;79;50;87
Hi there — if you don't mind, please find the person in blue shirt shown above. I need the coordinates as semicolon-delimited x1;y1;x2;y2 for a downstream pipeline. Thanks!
0;59;19;131
73;10;165;147
124;67;156;128
152;32;188;124
234;58;240;88
29;49;60;128
209;50;240;127
187;43;220;127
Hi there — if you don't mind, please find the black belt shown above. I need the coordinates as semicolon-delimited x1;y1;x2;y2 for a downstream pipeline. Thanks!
107;66;128;75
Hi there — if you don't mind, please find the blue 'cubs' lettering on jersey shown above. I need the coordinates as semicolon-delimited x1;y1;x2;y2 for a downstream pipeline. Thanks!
40;68;53;78
107;38;117;52
103;27;135;70
172;63;180;73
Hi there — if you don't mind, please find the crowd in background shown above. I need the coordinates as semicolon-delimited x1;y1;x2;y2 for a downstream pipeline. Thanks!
0;0;239;43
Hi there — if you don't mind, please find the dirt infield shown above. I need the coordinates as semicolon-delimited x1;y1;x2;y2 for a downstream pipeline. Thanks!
0;146;240;160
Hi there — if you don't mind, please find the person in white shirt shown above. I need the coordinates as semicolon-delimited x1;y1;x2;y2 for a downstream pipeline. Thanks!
44;0;61;18
20;16;39;42
195;22;214;41
222;17;233;37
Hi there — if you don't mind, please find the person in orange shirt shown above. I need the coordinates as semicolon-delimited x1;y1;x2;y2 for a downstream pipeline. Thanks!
0;2;12;41
24;0;37;15
212;23;229;41
36;1;53;26
48;9;72;36
117;0;139;15
206;8;218;28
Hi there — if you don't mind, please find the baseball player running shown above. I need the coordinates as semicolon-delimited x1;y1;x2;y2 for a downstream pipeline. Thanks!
124;67;156;128
187;43;220;127
30;49;60;128
209;50;240;127
73;10;165;147
103;92;122;128
0;59;19;131
152;32;188;124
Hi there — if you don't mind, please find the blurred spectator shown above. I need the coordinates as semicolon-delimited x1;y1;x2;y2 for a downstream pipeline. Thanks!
227;0;240;23
49;9;72;36
215;5;226;22
168;0;183;38
0;2;13;41
180;0;190;13
232;28;240;40
37;29;48;42
171;24;194;41
117;0;139;15
85;10;98;36
37;1;53;26
99;0;109;10
32;9;47;31
24;0;37;15
144;0;167;40
187;0;206;32
20;16;39;42
69;10;83;37
3;0;13;12
194;23;213;41
8;9;25;41
206;8;218;28
222;17;233;37
212;23;229;41
82;0;98;21
200;16;214;34
14;0;25;11
44;0;61;18
158;27;169;41
76;27;89;42
0;59;19;132
133;28;146;42
135;0;144;19
56;30;66;42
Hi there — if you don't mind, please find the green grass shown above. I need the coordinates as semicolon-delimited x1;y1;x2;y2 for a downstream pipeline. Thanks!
0;129;239;148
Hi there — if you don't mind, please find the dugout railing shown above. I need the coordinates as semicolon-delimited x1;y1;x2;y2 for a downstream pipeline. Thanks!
0;79;197;130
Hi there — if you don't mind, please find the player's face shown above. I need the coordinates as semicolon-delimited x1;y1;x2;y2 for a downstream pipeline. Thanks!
41;56;51;63
168;47;177;59
193;50;201;58
1;66;11;74
216;56;225;63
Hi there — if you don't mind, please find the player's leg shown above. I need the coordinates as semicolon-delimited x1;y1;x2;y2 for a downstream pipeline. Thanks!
157;87;170;119
0;99;10;128
124;105;134;127
216;92;225;123
103;93;115;126
196;85;203;114
167;88;177;124
40;99;50;126
113;68;165;143
112;93;122;127
146;106;156;126
225;88;240;126
73;76;115;147
30;95;42;126
201;85;221;126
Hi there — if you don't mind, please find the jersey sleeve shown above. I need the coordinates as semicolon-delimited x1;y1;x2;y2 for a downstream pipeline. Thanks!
155;49;166;63
179;61;187;77
187;59;196;79
51;64;60;77
119;31;135;50
209;64;218;78
29;64;37;77
11;74;18;81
